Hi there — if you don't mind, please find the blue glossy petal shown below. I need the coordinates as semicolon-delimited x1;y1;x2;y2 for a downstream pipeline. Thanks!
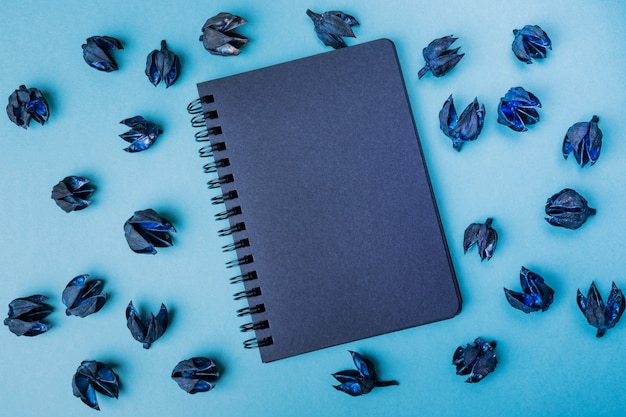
334;381;363;396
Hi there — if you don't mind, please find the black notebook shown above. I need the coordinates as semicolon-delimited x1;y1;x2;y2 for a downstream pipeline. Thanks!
188;39;461;363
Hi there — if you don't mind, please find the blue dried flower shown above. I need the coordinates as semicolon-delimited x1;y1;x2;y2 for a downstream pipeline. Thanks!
72;360;119;410
577;282;625;337
119;116;162;153
82;36;123;72
306;9;359;49
439;95;485;151
126;301;169;349
6;85;49;129
3;295;53;336
463;218;498;261
146;40;180;88
171;357;220;394
504;267;554;313
199;12;249;56
418;36;464;79
512;25;551;64
497;86;541;132
62;275;107;318
332;351;398;396
51;176;94;212
563;115;602;167
452;338;497;383
124;208;176;254
545;188;596;230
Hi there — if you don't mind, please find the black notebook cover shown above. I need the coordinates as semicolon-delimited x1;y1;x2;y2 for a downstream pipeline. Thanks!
191;39;461;363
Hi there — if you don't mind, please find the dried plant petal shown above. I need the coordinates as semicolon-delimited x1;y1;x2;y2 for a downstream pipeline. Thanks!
3;295;53;336
6;85;49;129
126;300;169;349
439;95;485;151
504;267;554;313
171;357;220;394
306;9;359;49
82;36;123;72
577;282;625;337
463;218;498;261
332;351;398;396
199;12;249;56
512;25;552;64
72;360;119;410
497;86;541;132
545;188;596;230
62;274;107;318
418;36;464;79
146;40;180;88
562;115;602;167
124;208;176;254
119;116;162;153
51;176;94;212
452;338;497;383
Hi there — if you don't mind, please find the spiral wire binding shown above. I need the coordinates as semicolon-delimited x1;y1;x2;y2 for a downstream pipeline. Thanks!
188;94;273;351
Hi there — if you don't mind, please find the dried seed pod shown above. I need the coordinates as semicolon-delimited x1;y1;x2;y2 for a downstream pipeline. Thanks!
332;351;398;396
562;115;602;167
6;85;49;129
577;282;625;337
119;116;162;153
504;267;555;313
463;218;498;261
545;188;596;230
146;40;180;88
126;301;169;349
123;208;176;254
62;275;107;318
439;95;485;151
306;9;359;49
497;86;541;132
72;360;119;410
171;357;220;394
418;35;464;79
3;295;53;336
452;338;497;383
512;25;552;64
51;176;94;212
199;12;249;56
82;36;123;72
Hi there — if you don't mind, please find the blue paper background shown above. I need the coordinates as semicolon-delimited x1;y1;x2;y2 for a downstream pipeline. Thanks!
1;1;626;416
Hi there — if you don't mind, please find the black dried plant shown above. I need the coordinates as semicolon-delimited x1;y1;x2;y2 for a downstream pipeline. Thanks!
6;85;49;129
119;116;162;153
3;295;53;336
463;218;498;261
306;9;359;49
439;95;485;151
51;176;94;213
452;337;497;383
512;25;552;64
562;115;602;167
497;86;541;132
332;351;398;396
82;36;123;72
199;12;249;56
72;360;119;410
124;208;176;254
62;274;107;318
504;267;555;313
577;282;625;337
418;35;464;79
172;357;220;394
146;40;180;88
544;188;596;230
126;301;169;349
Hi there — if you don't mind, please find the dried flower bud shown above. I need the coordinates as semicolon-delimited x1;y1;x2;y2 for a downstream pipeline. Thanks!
82;36;123;72
306;9;359;49
6;85;49;129
512;25;552;64
146;40;180;88
51;176;94;212
497;86;541;132
72;360;119;410
3;295;53;336
545;188;596;230
199;12;249;56
126;301;169;349
439;95;485;151
562;115;602;167
418;36;464;79
504;267;554;313
463;218;498;261
119;116;162;153
332;351;398;396
172;357;220;394
124;208;176;254
452;338;497;383
577;282;625;337
62;275;107;318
